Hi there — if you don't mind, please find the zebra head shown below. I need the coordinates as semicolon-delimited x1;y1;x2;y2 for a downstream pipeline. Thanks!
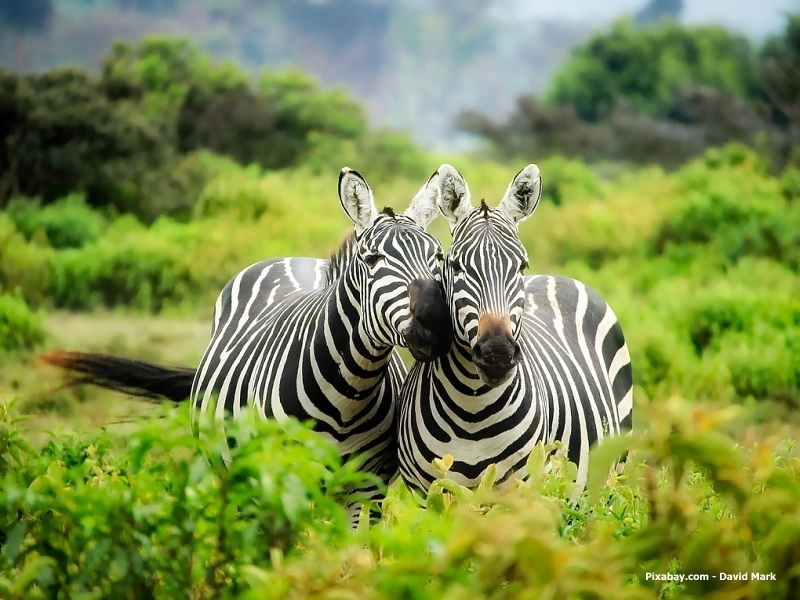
338;167;452;362
437;163;542;386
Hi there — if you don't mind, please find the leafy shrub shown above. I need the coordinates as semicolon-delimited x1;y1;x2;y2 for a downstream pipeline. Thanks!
651;146;791;264
193;166;274;221
0;215;52;307
6;194;107;249
0;66;171;219
720;328;800;405
3;394;800;598
0;293;46;356
780;167;800;201
0;401;364;598
48;224;202;312
537;155;604;206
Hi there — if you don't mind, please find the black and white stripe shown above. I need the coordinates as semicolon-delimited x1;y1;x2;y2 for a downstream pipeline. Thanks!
398;164;633;498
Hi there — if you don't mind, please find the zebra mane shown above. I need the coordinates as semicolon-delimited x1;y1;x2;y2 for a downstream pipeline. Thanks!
479;199;490;218
381;206;396;218
326;229;357;286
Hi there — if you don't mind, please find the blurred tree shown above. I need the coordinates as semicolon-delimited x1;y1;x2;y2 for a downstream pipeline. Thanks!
0;67;170;217
759;14;800;168
546;20;759;123
457;95;605;160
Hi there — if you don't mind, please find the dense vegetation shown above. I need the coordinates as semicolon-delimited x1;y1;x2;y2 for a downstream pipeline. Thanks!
1;14;799;597
460;16;800;169
0;0;595;149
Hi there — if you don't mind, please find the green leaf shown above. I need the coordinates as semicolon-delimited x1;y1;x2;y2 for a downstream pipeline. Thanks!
587;434;636;503
10;556;54;594
2;521;27;564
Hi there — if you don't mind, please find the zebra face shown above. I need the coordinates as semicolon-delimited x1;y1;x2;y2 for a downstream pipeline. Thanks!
339;167;453;362
446;211;527;386
436;163;542;387
356;216;450;360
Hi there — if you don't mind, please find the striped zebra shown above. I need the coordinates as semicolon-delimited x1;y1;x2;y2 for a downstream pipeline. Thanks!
398;163;633;499
43;166;453;522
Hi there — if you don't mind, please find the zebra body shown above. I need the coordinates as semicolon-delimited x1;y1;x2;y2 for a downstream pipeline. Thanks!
191;253;405;485
398;164;633;497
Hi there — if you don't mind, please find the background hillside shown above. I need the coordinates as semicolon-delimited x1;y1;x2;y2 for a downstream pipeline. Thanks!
1;0;796;147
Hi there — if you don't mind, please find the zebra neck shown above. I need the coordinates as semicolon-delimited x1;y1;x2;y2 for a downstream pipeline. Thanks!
437;344;517;406
309;278;394;398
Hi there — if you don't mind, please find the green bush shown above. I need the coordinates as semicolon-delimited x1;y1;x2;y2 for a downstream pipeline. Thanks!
0;215;52;308
651;147;791;264
0;293;46;356
193;165;274;221
48;223;202;312
0;401;364;598
537;155;604;206
780;167;800;201
306;128;431;183
2;395;799;598
6;194;107;249
720;327;800;405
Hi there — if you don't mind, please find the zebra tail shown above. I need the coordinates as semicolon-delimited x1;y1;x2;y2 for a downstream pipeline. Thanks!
38;350;196;404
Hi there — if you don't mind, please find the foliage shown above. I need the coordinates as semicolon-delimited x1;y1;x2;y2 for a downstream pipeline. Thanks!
0;214;53;308
103;38;367;170
461;15;800;170
1;394;800;598
546;20;760;123
759;15;800;168
0;37;373;222
0;65;178;221
0;400;364;598
47;219;207;313
0;294;46;357
652;145;800;269
5;194;107;250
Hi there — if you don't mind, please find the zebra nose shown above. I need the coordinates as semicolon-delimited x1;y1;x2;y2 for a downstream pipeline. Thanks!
473;337;521;364
405;279;453;362
472;335;522;384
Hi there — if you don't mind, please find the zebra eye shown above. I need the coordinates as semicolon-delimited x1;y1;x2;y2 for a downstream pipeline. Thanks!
520;260;529;274
449;259;463;275
435;252;444;264
364;253;384;268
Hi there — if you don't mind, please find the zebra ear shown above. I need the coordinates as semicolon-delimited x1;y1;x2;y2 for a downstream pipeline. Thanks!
498;164;541;226
435;164;472;230
339;167;379;234
401;167;442;230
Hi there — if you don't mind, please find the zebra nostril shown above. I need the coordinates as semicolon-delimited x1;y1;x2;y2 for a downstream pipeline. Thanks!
473;344;484;361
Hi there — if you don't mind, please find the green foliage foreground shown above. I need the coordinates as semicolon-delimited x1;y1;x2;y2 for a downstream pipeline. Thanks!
1;395;799;599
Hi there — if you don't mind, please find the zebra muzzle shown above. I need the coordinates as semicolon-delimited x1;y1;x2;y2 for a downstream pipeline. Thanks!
404;279;453;362
472;316;522;386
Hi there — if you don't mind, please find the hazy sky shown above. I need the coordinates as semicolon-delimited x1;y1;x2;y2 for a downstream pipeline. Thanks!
511;0;799;39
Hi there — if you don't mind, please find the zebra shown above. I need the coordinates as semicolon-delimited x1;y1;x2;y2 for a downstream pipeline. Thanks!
42;166;454;523
397;163;633;500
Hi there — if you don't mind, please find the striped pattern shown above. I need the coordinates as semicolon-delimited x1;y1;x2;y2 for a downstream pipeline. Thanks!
398;164;633;498
191;168;449;521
